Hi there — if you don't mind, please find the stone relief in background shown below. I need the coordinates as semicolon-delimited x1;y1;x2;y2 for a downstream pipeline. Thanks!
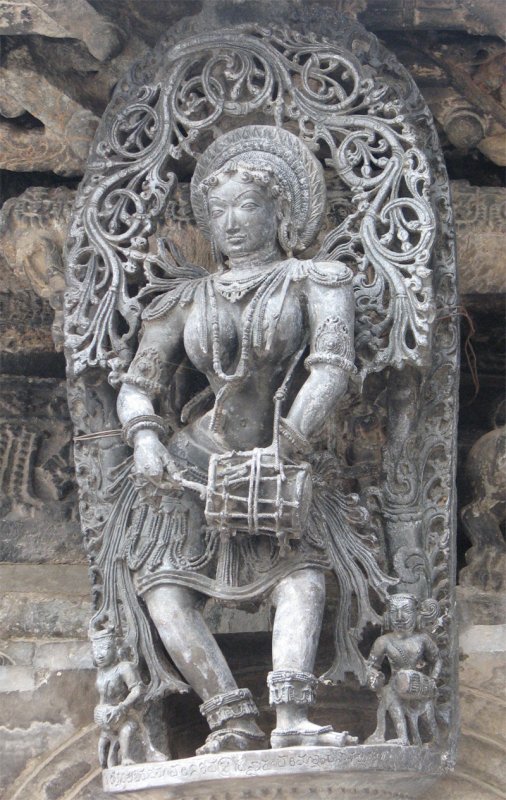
0;185;75;348
387;32;506;167
451;181;506;294
0;45;100;175
62;8;458;796
0;0;125;61
0;375;74;525
460;407;506;592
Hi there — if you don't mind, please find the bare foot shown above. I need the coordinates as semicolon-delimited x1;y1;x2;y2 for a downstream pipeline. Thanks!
271;723;358;748
197;719;266;755
146;748;168;762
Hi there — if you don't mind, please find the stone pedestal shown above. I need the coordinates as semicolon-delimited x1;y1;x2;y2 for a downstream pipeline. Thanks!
103;746;444;799
2;588;505;800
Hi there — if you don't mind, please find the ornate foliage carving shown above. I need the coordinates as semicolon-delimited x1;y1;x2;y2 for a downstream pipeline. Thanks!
65;24;436;381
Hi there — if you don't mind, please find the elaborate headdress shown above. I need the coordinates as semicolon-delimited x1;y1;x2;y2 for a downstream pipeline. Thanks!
383;593;440;631
387;594;418;608
89;627;116;644
191;125;326;253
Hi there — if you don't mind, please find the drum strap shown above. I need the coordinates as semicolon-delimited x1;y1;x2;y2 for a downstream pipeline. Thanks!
272;337;308;470
388;639;412;668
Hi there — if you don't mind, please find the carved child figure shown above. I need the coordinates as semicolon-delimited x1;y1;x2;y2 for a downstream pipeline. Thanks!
91;630;167;767
365;594;442;746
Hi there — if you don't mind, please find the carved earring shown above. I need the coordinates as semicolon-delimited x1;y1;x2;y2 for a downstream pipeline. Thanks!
278;216;297;258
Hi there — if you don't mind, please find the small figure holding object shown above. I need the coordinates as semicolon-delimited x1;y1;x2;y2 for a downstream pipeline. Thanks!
366;594;441;746
92;630;168;767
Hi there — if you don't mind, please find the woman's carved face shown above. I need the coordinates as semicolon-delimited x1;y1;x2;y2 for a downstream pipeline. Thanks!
207;176;278;260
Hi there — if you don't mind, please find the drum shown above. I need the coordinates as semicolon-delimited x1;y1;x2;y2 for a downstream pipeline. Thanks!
393;669;436;700
94;704;116;727
205;449;312;545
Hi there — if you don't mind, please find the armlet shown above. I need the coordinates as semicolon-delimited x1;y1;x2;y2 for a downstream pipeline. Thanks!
307;260;353;287
120;346;168;396
306;316;356;373
305;352;357;373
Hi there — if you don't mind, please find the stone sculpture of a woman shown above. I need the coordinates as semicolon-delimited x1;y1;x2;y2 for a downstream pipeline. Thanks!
97;125;393;756
64;17;458;795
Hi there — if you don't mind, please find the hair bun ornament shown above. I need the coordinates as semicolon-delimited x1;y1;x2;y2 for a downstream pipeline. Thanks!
191;125;326;253
419;597;440;628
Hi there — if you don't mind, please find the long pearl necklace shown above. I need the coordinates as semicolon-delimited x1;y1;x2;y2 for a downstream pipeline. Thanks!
207;264;286;432
207;277;264;384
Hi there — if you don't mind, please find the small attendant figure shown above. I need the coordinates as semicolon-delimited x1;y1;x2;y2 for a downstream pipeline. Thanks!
91;629;168;767
365;593;442;746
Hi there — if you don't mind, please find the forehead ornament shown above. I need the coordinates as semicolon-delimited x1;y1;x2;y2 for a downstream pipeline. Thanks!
388;593;418;609
191;125;326;253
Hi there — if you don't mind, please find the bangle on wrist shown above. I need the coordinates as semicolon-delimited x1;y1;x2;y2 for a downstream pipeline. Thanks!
122;414;166;447
278;417;312;455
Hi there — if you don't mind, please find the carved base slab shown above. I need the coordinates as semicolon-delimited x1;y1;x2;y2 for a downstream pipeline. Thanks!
103;746;444;798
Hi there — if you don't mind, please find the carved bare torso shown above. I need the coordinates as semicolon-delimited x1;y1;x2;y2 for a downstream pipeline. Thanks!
374;632;438;673
96;663;141;707
122;257;355;464
184;269;305;450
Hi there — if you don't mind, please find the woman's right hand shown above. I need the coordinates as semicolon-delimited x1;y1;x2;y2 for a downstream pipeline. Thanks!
132;429;173;485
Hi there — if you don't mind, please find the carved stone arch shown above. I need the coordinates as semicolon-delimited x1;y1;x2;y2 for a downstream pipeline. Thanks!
64;5;458;796
66;21;442;378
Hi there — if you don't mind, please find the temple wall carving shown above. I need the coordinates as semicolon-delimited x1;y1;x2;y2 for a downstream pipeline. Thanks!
0;2;504;799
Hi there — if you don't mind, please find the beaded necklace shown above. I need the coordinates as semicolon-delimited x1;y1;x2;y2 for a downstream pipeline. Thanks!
206;261;292;431
213;248;281;302
213;270;276;303
207;279;265;385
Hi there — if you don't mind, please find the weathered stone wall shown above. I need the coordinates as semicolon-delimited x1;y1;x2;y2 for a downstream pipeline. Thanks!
0;2;504;798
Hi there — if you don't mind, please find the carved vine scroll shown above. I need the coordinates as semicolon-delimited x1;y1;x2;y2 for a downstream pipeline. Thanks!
65;25;436;381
